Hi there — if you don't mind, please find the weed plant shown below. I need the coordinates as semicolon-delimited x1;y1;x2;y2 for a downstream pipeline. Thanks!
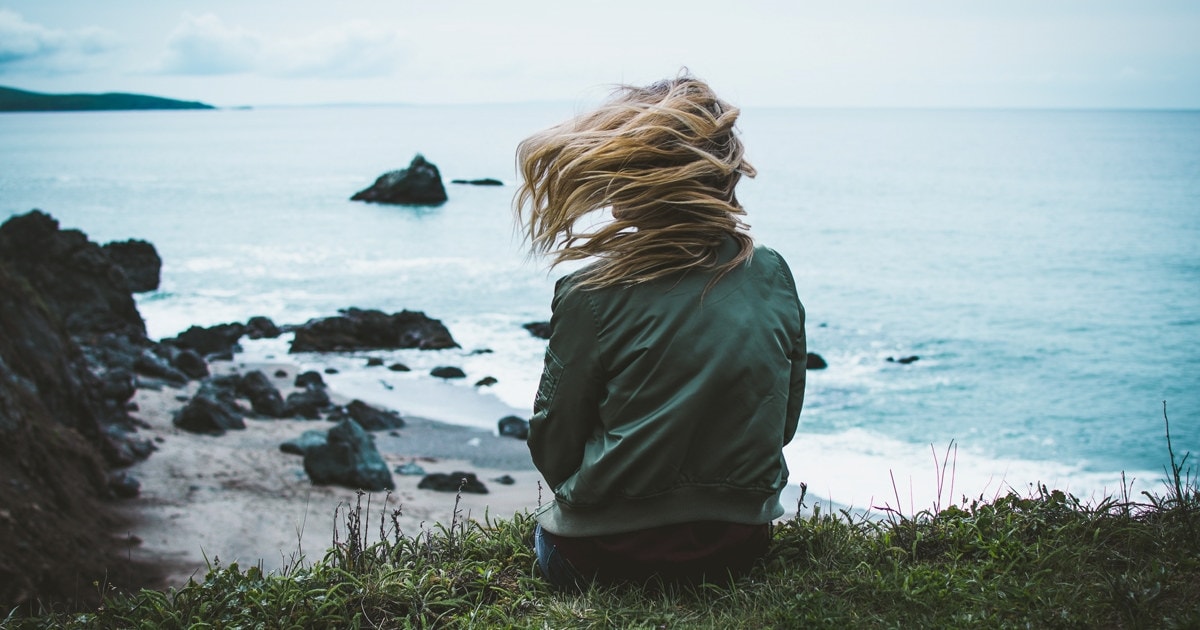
8;405;1199;629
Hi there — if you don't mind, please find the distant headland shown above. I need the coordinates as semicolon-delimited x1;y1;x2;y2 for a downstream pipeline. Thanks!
0;85;215;112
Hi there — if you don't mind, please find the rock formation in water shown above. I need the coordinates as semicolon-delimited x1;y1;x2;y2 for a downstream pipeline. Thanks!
290;307;458;352
351;154;448;205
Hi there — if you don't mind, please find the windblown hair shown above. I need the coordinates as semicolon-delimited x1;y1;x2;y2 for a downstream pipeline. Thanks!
514;74;757;290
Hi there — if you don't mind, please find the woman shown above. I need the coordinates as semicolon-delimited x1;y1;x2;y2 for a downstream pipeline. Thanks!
514;74;806;589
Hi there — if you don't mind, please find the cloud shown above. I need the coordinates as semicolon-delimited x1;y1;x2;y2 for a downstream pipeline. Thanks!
0;9;120;74
157;13;404;78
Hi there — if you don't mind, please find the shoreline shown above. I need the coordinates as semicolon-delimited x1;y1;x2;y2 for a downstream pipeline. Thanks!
115;360;544;589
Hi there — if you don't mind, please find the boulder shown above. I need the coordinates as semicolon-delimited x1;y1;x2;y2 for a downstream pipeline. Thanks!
244;316;281;339
286;388;331;419
101;239;161;293
887;355;920;365
388;363;410;372
171;348;209;380
806;352;828;370
475;376;498;387
431;366;466;379
280;430;328;456
236;370;286;418
303;419;394;491
351;154;447;205
450;178;503;186
329;399;405;431
294;370;326;389
290;308;458;353
498;415;529;440
107;471;141;499
173;393;246;435
418;471;488;494
133;348;188;385
166;322;245;357
523;321;551;340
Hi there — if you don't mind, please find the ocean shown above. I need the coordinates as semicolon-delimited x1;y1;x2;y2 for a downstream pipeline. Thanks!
2;104;1197;512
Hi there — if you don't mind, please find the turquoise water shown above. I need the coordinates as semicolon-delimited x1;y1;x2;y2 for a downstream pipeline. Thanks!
2;105;1197;510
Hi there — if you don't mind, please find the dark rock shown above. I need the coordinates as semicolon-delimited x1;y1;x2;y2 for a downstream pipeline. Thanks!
329;399;405;431
806;352;828;370
395;461;426;476
171;348;209;380
492;474;515;485
523;321;551;339
280;430;328;456
366;357;384;367
99;368;136;404
388;363;410;372
431;366;466;379
107;471;141;498
244;316;281;339
290;308;458;353
469;348;494;355
294;371;326;389
351;154;448;205
303;419;394;491
498;415;529;440
133;349;188;385
167;323;245;357
286;388;331;419
101;239;161;293
418;471;488;494
174;394;246;435
450;178;503;186
475;376;498;387
274;369;288;378
236;370;287;418
0;210;148;341
887;355;920;365
324;367;339;374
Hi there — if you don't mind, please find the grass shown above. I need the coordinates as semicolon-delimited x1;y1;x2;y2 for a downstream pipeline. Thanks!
7;404;1199;629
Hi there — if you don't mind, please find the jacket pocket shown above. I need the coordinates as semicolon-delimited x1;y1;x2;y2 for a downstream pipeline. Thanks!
533;348;565;414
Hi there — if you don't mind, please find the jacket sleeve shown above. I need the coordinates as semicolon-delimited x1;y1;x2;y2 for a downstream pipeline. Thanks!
527;277;604;490
785;307;806;446
776;251;806;447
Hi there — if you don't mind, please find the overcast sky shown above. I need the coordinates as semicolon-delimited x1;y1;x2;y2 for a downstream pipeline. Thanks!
1;1;1197;109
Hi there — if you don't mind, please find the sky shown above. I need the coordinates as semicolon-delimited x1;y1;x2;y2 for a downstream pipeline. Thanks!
1;1;1198;109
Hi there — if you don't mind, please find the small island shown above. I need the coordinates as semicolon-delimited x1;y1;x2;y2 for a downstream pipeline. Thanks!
0;85;215;112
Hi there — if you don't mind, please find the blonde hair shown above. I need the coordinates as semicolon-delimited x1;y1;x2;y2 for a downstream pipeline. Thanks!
514;74;757;290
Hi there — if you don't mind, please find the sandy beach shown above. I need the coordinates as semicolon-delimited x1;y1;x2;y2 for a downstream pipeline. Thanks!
115;360;544;589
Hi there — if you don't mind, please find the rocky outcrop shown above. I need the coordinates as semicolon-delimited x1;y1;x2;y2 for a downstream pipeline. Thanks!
450;178;503;186
0;210;148;341
498;415;529;440
102;239;161;293
0;230;151;608
303;419;394;491
431;366;466;379
523;321;551;340
164;322;246;358
351;154;447;205
418;471;489;494
806;353;828;370
236;370;287;418
290;308;458;353
328;399;405;431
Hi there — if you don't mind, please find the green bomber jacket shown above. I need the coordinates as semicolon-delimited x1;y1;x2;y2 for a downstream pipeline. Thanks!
529;237;807;537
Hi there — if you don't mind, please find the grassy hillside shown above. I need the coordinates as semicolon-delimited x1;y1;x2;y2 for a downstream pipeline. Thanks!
10;415;1199;628
0;86;214;112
